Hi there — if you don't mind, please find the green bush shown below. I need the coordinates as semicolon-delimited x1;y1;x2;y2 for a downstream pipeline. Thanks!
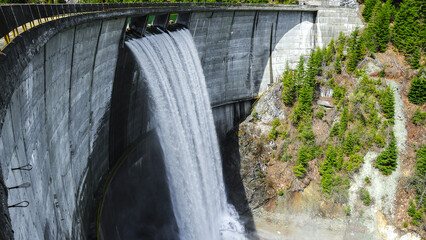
316;106;326;119
360;188;371;206
252;111;258;120
345;205;351;216
403;222;408;228
268;118;281;140
408;77;426;105
344;154;364;173
412;108;426;125
278;190;284;196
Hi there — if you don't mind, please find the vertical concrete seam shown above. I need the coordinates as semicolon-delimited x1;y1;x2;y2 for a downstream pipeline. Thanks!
249;11;258;96
224;11;235;102
88;20;104;155
268;23;274;85
68;26;76;185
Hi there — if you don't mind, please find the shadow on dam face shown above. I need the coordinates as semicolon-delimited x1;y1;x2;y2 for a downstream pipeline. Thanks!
100;26;257;239
99;130;179;240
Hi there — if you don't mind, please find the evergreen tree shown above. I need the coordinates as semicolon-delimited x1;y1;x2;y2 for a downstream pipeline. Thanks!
334;54;342;74
392;0;425;68
324;39;336;65
375;132;398;175
293;145;310;178
306;51;318;87
370;0;392;52
282;64;296;106
408;76;426;105
362;0;378;23
336;32;346;56
381;86;395;119
347;27;362;73
294;56;305;93
292;84;314;124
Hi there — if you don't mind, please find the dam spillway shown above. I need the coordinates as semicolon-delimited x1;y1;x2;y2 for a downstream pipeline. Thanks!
100;28;245;239
0;4;363;239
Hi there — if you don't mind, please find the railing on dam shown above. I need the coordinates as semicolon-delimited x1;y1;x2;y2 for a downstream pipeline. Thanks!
0;2;322;51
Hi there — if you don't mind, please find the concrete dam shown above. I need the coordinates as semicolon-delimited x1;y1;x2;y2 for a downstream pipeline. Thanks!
0;3;363;239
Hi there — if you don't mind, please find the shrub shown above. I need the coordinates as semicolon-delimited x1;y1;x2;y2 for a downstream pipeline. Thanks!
344;154;364;173
360;188;371;206
268;118;281;140
316;106;325;119
408;77;426;105
412;108;426;125
252;111;258;120
379;68;386;77
278;190;284;196
403;222;408;228
364;176;371;184
345;205;351;216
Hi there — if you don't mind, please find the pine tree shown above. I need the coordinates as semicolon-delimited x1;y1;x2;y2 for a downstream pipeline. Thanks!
362;0;378;22
334;54;342;74
370;0;392;52
408;76;426;105
324;39;336;65
294;56;305;93
392;0;424;67
306;50;320;88
347;27;362;73
282;64;296;106
336;32;346;56
392;0;420;53
381;86;395;119
375;132;398;175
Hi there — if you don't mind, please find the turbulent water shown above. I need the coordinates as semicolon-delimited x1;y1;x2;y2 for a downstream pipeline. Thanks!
126;28;245;240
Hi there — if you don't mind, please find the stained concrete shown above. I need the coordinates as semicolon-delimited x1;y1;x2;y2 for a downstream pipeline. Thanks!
0;18;125;239
0;6;363;239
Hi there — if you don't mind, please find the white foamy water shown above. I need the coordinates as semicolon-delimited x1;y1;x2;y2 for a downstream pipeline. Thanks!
126;28;245;240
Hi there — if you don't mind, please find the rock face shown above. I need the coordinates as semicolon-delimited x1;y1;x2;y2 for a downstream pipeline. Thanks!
252;83;286;124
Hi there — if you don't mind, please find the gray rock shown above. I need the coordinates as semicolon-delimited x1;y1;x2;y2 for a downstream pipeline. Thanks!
317;100;333;108
253;83;285;124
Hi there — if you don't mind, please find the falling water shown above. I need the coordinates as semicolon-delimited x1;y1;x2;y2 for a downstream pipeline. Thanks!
126;28;245;240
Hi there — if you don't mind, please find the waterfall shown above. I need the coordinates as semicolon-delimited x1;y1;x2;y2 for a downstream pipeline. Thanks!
126;28;245;240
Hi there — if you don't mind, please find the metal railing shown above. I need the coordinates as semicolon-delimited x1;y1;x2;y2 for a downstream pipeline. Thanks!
0;2;306;50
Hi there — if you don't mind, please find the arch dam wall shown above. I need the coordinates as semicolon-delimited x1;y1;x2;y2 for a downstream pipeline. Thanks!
0;4;363;239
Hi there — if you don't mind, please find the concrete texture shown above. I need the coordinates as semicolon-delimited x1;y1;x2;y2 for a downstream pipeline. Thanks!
0;18;125;239
0;6;363;239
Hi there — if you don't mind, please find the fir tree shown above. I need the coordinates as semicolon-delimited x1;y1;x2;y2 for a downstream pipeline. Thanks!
306;51;318;87
370;0;392;52
282;64;296;106
334;54;342;74
347;27;362;73
381;86;395;119
336;32;346;56
324;39;336;65
294;56;305;93
375;132;398;175
392;0;424;68
408;76;426;105
362;0;378;23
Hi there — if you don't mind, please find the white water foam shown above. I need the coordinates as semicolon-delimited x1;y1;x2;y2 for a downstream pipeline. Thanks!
126;28;245;240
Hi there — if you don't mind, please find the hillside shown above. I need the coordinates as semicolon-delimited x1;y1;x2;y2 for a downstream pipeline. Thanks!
236;22;425;238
